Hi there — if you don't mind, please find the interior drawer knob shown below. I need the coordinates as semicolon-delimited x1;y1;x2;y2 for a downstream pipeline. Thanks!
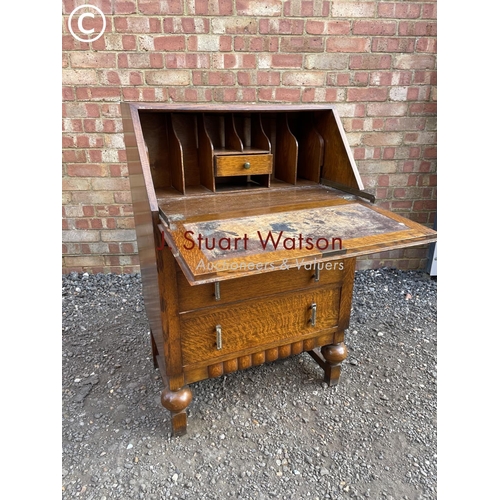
243;161;251;169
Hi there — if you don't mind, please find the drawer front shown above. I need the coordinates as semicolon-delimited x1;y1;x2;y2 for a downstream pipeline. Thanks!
177;261;346;313
180;286;341;366
215;154;272;177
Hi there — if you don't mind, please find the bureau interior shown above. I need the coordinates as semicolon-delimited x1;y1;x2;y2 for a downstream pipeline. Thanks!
138;109;345;195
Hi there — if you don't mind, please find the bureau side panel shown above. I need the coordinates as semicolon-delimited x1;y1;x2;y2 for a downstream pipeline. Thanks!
121;103;166;378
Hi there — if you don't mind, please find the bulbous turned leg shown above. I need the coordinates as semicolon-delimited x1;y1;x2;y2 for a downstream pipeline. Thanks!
321;342;348;387
161;386;193;437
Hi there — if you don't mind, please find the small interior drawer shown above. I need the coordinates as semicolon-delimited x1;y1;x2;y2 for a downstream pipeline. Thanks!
215;154;272;177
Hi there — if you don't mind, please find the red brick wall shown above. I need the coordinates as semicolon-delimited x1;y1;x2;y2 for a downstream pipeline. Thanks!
62;0;437;274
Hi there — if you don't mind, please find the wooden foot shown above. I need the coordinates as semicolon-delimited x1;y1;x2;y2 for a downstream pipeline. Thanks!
307;342;348;387
161;386;193;437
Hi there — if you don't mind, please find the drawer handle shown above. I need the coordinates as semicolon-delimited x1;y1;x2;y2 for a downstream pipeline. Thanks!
243;161;251;170
215;325;222;350
214;282;220;301
310;303;317;327
314;264;320;282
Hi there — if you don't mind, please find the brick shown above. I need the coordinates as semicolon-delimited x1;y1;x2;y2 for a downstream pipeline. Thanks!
416;38;437;53
367;103;408;117
62;86;75;101
372;38;416;53
304;20;324;35
62;70;98;85
332;2;376;17
114;17;161;33
327;38;370;53
350;55;392;70
76;87;122;101
208;71;236;85
284;0;330;17
103;34;137;51
153;36;186;51
62;149;87;163
212;18;258;34
144;70;190;85
235;36;278;52
213;87;257;102
190;35;223;51
66;164;108;177
214;53;256;69
118;53;163;69
352;72;369;86
283;71;324;86
114;0;137;14
173;17;210;34
396;3;422;18
236;0;282;16
347;88;388;102
363;132;403;146
422;4;437;19
275;88;301;101
101;69;144;86
359;160;397;174
280;37;324;53
172;87;214;102
62;178;91;191
91;178;130;191
190;0;233;15
384;118;426;132
302;88;339;103
353;21;397;36
100;229;137;242
63;230;101;243
257;71;280;86
304;54;348;70
166;53;210;69
261;19;304;34
408;103;437;116
137;0;183;14
63;103;98;118
399;22;437;37
271;54;303;68
394;55;436;70
70;52;116;68
236;72;255;85
370;71;412;86
64;256;106;268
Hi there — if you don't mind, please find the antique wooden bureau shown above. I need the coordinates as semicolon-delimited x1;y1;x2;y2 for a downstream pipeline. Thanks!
121;103;437;436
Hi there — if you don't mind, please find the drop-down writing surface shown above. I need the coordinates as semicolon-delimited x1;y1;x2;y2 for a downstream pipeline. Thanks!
158;191;436;285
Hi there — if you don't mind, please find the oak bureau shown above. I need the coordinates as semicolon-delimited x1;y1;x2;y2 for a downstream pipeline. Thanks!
120;103;437;436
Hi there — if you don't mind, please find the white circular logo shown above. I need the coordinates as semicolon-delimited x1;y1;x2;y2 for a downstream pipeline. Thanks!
68;4;106;43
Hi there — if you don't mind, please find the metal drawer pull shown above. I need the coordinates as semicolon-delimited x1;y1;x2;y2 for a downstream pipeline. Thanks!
215;325;223;350
310;303;317;326
243;161;251;169
214;282;221;301
314;264;320;282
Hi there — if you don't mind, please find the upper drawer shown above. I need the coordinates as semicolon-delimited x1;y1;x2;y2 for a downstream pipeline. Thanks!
215;154;272;177
176;260;346;313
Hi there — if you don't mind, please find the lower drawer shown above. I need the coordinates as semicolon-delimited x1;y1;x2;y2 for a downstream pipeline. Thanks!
180;286;341;366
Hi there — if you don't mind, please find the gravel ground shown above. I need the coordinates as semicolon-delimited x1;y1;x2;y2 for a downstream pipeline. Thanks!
62;268;437;500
